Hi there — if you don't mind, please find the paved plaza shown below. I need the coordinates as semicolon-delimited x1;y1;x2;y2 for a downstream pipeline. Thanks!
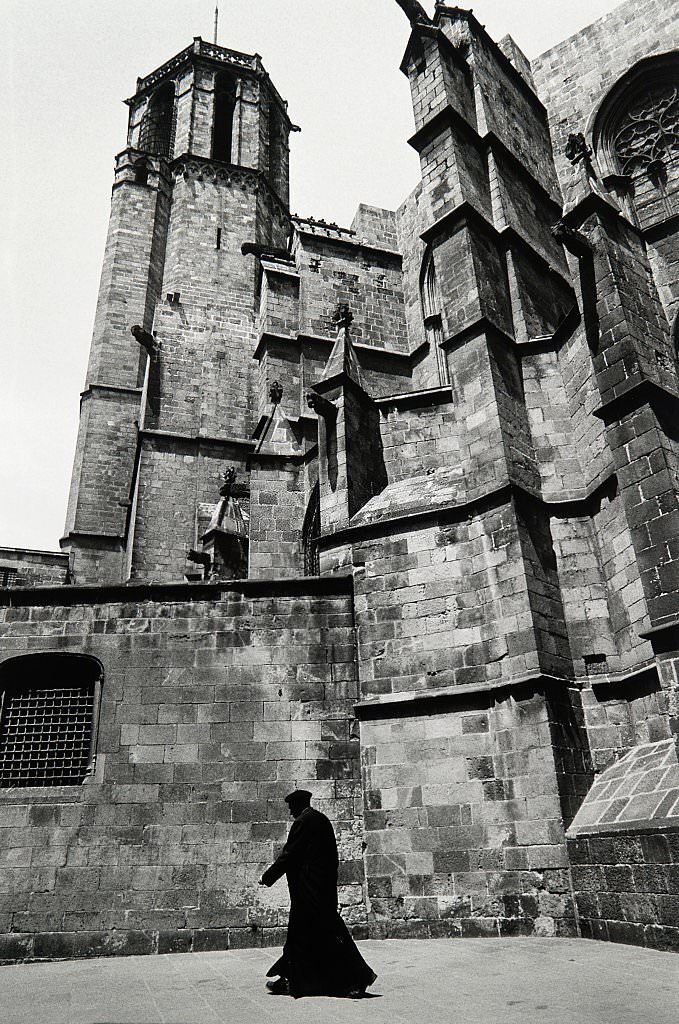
1;937;678;1024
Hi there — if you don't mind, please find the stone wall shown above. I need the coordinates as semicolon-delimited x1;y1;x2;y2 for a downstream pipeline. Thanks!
532;0;677;195
0;549;69;588
0;580;363;961
358;687;579;940
567;739;679;952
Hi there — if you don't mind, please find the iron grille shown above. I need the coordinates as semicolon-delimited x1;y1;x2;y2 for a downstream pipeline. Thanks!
0;682;95;787
0;568;18;587
303;484;321;577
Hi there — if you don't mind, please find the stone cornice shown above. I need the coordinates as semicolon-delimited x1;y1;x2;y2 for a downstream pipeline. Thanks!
292;224;402;263
639;617;679;653
420;200;574;296
318;475;619;549
255;332;414;375
171;154;290;220
140;428;255;452
440;307;581;358
80;384;144;401
375;384;453;411
0;547;69;564
355;672;572;717
593;379;679;424
0;575;354;609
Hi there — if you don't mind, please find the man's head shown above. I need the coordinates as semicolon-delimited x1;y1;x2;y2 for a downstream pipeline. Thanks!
284;789;312;818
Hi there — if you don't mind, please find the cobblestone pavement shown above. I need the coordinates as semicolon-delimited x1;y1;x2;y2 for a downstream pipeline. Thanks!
1;938;678;1024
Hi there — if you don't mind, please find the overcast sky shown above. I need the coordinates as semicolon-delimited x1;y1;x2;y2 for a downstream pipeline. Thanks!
2;0;626;552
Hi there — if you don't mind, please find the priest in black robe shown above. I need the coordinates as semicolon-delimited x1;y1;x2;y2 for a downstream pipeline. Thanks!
259;790;377;998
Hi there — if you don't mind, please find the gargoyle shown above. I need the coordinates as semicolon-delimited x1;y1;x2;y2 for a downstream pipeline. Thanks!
393;0;433;26
306;391;337;422
130;324;159;356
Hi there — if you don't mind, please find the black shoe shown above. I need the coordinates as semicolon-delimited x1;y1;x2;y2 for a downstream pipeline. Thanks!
266;977;290;995
347;970;378;998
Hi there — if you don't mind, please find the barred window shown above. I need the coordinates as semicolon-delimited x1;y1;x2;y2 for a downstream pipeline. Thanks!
0;654;102;788
0;568;18;588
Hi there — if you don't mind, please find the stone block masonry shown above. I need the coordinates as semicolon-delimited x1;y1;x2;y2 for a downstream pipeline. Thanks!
4;2;679;964
0;579;363;961
358;687;579;940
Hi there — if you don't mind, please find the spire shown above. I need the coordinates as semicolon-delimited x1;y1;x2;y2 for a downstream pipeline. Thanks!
323;304;363;389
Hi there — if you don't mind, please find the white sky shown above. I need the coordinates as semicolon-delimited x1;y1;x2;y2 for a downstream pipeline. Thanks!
1;0;625;552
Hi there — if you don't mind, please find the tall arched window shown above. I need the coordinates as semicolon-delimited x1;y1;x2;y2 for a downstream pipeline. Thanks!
421;250;448;385
302;484;321;577
593;55;679;230
0;654;102;788
212;73;237;163
139;81;175;157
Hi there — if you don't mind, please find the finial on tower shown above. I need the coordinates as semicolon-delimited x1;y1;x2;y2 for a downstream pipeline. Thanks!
214;4;219;44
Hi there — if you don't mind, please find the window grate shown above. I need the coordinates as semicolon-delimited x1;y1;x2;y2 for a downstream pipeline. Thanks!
0;683;95;787
303;484;321;577
0;568;18;588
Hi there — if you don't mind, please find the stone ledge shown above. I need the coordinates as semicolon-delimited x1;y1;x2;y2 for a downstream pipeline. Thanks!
355;672;572;717
0;575;354;608
420;201;573;295
320;477;620;549
593;379;679;424
567;820;679;839
140;429;256;452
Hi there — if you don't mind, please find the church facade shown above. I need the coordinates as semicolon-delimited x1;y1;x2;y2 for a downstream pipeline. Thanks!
1;0;679;959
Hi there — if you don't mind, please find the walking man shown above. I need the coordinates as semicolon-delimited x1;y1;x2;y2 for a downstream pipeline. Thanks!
259;790;377;998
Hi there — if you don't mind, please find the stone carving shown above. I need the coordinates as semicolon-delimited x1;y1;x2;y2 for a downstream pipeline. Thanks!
333;303;354;331
130;325;159;356
219;467;237;499
393;0;433;27
564;132;593;166
306;391;337;421
613;83;679;175
269;381;284;405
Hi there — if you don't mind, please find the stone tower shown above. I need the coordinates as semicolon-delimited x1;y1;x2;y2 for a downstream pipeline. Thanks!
62;39;295;584
2;1;679;963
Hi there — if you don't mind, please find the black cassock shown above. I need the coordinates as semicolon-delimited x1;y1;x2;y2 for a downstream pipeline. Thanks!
261;806;376;998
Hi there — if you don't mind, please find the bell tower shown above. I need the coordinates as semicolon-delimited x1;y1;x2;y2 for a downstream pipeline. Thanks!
62;38;296;584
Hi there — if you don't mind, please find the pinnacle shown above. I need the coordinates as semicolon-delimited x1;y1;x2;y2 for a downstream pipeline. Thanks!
322;304;363;389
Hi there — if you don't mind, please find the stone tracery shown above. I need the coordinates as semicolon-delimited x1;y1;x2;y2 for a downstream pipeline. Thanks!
612;82;679;174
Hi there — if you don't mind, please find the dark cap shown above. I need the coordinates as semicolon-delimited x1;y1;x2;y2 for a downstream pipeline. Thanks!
284;789;312;806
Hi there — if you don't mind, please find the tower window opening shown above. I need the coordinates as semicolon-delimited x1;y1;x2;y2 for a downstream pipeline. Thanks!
134;159;151;185
268;102;284;191
421;251;448;386
216;227;222;250
212;73;237;164
139;81;175;158
0;654;102;788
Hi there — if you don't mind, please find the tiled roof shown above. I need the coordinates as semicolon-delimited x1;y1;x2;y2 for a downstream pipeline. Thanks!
567;739;679;836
